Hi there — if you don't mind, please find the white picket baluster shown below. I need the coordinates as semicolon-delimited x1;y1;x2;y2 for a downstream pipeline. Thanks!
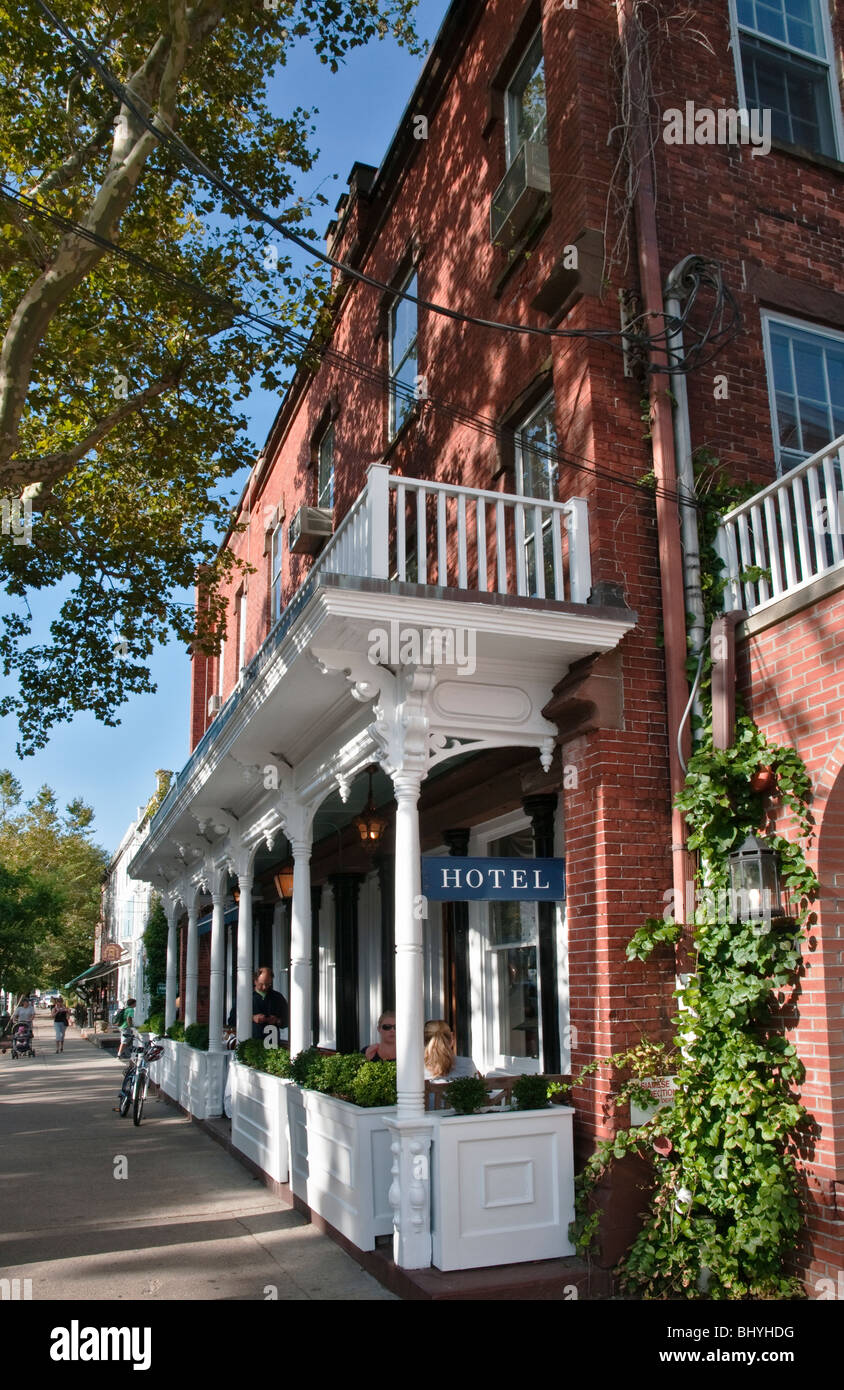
763;496;783;597
416;486;428;584
791;475;812;583
457;493;468;589
514;504;527;596
531;506;545;598
822;451;844;565
777;488;798;590
437;490;447;587
750;504;770;605
551;508;564;600
496;499;507;593
396;482;407;581
476;496;487;592
737;512;756;609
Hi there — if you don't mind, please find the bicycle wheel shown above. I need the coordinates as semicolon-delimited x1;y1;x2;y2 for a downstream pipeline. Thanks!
119;1070;133;1117
132;1068;148;1126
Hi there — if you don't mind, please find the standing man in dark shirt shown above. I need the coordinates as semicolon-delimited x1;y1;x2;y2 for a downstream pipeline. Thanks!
251;966;288;1041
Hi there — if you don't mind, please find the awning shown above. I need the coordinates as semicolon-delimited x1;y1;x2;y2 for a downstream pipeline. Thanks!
64;959;125;989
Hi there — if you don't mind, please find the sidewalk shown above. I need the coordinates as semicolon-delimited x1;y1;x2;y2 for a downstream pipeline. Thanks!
0;1016;395;1301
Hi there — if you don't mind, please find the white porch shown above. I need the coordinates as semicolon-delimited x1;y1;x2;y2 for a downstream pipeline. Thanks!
129;464;634;1271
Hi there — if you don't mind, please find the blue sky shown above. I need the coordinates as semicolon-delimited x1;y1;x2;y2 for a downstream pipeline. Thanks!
0;0;450;858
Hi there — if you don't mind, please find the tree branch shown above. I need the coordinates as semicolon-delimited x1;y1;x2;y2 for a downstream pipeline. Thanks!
24;113;118;201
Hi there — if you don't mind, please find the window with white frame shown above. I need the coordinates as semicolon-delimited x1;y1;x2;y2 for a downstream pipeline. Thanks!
270;523;283;625
505;29;547;168
317;421;335;510
762;314;844;471
388;271;418;441
732;0;841;157
236;589;247;674
514;392;559;595
218;636;225;697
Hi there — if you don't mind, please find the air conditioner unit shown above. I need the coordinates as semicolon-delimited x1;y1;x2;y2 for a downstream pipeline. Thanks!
288;505;333;555
207;694;222;717
490;141;551;250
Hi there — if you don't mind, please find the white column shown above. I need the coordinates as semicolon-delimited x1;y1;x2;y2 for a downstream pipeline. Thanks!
388;768;433;1270
184;899;199;1029
164;900;179;1030
289;836;313;1056
236;872;254;1044
208;887;226;1054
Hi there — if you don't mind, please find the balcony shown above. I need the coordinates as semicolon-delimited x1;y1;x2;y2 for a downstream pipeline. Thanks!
716;434;844;618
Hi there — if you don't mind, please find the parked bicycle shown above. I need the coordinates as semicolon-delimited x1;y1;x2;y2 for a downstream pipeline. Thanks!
116;1031;163;1126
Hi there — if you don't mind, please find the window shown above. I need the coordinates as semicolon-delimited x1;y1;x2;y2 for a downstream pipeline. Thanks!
732;0;841;157
317;422;334;510
236;589;247;674
505;29;547;167
270;524;283;625
218;636;225;697
485;826;541;1068
514;393;559;595
762;315;844;471
388;271;418;441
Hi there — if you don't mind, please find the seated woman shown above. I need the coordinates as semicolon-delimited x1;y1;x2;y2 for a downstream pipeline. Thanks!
363;1010;396;1061
424;1019;478;1084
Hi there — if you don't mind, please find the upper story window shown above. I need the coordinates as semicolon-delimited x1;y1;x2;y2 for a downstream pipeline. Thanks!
270;524;283;625
762;314;844;471
505;30;547;167
317;422;335;510
218;636;225;697
514;393;559;596
236;589;247;674
732;0;842;157
389;271;418;441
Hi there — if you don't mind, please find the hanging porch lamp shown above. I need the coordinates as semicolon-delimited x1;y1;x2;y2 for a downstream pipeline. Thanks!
274;861;295;900
353;767;389;849
728;834;786;922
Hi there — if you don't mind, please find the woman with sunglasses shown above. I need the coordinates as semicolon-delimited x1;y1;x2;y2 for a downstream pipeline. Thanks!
363;1010;396;1061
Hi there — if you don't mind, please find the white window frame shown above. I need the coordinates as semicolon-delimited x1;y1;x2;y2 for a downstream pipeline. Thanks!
317;421;335;510
217;636;225;697
760;310;844;473
504;27;547;169
514;391;558;597
270;522;283;626
236;589;247;675
468;809;543;1075
388;270;418;442
728;0;844;159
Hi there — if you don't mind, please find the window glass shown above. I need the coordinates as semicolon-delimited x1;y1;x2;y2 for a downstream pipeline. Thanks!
270;525;283;625
487;829;539;1061
389;272;418;440
515;393;558;596
735;0;837;156
765;320;844;469
506;31;547;166
317;423;334;510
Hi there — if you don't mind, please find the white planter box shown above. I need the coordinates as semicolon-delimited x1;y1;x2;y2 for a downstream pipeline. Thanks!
430;1105;576;1271
230;1061;291;1183
287;1085;395;1251
175;1045;229;1120
150;1038;182;1102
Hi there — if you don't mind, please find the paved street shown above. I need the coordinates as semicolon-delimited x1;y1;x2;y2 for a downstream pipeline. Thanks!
0;1016;395;1301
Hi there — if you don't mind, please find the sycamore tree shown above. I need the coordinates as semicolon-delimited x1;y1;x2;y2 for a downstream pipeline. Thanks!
0;0;420;754
0;769;108;987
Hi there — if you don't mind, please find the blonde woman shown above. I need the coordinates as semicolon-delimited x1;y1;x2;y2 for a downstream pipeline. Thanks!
423;1019;478;1082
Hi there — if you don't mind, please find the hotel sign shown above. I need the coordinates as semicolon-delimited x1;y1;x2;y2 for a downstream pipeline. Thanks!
421;857;566;901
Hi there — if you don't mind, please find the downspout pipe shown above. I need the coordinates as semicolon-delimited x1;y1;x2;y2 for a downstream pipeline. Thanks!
665;256;708;729
617;0;694;923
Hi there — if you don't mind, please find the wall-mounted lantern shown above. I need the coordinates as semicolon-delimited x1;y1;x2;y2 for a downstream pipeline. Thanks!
728;834;786;922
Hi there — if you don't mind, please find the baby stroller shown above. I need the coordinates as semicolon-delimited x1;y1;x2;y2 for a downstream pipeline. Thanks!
11;1020;36;1058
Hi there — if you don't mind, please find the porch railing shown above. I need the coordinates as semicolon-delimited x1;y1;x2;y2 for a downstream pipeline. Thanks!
319;463;593;604
715;434;844;616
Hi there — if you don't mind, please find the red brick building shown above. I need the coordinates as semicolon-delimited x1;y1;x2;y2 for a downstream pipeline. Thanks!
133;0;844;1284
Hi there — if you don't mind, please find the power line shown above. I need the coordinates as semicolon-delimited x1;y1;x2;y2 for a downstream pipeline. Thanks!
2;181;715;513
32;0;741;373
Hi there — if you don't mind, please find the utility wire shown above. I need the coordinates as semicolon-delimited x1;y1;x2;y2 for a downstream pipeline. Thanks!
33;0;740;372
2;181;721;514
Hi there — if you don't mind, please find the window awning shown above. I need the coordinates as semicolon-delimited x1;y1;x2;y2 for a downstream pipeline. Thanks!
64;959;126;989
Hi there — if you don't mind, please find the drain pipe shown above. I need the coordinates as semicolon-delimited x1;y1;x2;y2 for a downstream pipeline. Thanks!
617;0;693;922
665;256;707;729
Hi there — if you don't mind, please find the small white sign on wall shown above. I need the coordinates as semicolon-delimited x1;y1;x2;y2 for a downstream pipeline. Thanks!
630;1075;676;1128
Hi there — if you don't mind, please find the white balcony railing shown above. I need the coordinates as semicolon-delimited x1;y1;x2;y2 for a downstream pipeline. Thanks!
318;463;593;604
716;434;844;617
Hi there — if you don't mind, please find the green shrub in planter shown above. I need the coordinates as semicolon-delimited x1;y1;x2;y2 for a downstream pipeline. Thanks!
444;1075;488;1115
145;1012;166;1036
313;1051;366;1099
236;1038;267;1070
184;1023;209;1050
166;1021;185;1041
290;1046;324;1087
512;1074;552;1110
350;1059;397;1108
263;1046;292;1079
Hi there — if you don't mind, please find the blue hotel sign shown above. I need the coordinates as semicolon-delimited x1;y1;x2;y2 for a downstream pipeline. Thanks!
421;857;566;902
